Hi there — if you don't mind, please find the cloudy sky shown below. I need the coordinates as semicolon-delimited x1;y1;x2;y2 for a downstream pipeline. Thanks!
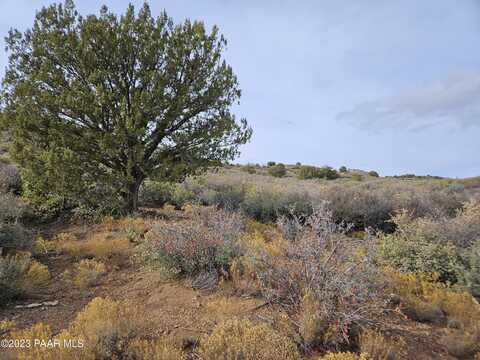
1;1;479;177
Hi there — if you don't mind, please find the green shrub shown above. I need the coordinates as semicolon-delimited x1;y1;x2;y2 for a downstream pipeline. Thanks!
368;170;379;177
0;194;31;251
170;185;195;209
139;180;176;206
377;213;461;283
268;163;287;178
298;166;339;180
240;186;314;223
459;240;480;298
267;161;276;166
339;166;347;173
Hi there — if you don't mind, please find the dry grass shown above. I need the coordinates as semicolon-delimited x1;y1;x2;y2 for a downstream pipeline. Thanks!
358;329;406;360
62;259;107;288
127;338;184;360
318;352;369;360
198;319;300;360
56;231;131;266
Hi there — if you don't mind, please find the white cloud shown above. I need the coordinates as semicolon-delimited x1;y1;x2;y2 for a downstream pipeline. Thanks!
337;74;480;131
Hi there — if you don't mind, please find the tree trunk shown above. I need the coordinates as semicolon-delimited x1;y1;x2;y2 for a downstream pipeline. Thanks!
125;178;143;213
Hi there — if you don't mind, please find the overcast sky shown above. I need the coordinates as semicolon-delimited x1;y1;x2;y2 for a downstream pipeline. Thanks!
1;1;479;177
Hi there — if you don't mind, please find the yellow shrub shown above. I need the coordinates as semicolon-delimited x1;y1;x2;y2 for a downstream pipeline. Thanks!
198;319;300;360
0;319;16;333
33;236;57;255
59;297;143;360
386;270;480;327
7;323;56;360
62;259;107;288
319;352;369;360
359;329;406;360
21;261;50;291
127;338;183;360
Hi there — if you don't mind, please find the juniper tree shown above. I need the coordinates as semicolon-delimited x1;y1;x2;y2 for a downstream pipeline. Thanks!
1;1;251;212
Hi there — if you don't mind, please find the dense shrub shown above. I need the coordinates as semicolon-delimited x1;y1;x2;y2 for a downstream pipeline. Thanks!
178;169;470;230
0;254;50;305
198;319;300;360
139;181;176;206
368;170;379;177
0;194;32;253
376;213;462;283
255;206;381;351
268;163;287;178
459;240;480;297
377;201;480;286
267;161;276;166
298;166;339;180
339;166;348;173
140;207;246;283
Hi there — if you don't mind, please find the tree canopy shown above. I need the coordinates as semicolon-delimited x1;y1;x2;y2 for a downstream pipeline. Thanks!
1;0;251;213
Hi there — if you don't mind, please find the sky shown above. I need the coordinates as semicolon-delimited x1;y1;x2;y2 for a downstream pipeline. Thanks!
1;1;479;178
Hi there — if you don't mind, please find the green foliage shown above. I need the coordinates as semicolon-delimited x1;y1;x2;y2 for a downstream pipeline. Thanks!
139;181;176;207
368;170;380;177
0;194;31;251
170;186;196;209
2;1;251;213
298;165;339;180
339;166;348;173
459;240;480;298
267;163;286;178
376;206;480;286
267;161;276;166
